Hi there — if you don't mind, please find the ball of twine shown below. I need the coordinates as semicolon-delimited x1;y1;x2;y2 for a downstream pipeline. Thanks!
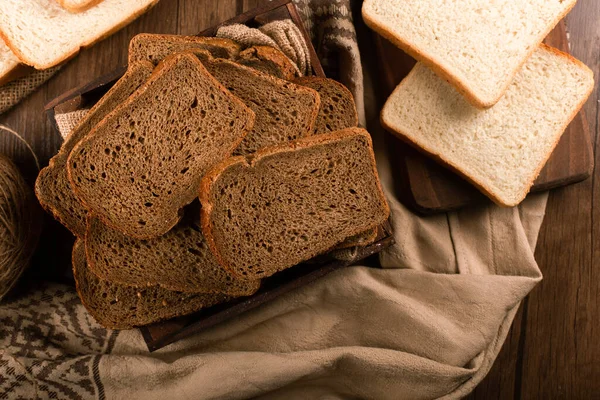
0;126;41;301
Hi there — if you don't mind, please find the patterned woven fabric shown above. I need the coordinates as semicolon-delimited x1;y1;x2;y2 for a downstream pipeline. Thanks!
293;0;365;124
55;109;90;140
0;283;118;399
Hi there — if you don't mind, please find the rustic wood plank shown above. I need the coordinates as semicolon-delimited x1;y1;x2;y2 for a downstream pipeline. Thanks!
178;0;237;35
518;0;600;398
472;1;600;398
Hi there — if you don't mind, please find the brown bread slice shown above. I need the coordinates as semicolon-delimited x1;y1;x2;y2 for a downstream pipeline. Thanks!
85;206;261;295
199;127;390;280
237;45;297;80
128;33;241;65
35;62;154;236
202;58;320;155
72;240;232;330
294;77;358;134
68;53;255;239
129;48;317;156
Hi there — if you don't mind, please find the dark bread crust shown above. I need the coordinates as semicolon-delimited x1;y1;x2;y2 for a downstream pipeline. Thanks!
128;33;241;65
237;45;297;80
199;128;390;279
336;227;378;250
362;0;577;109
72;240;232;330
67;52;255;239
380;44;595;207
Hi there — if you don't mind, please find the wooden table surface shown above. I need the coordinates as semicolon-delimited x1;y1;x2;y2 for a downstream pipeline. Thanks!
0;0;598;398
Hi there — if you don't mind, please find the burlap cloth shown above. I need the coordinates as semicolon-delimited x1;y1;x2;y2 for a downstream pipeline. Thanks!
0;67;60;116
0;1;547;398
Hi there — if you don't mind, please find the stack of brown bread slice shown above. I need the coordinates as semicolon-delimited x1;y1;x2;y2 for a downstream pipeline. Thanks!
36;33;390;330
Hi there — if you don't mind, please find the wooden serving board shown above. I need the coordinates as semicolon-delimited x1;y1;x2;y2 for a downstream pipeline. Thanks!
375;20;593;214
45;0;394;352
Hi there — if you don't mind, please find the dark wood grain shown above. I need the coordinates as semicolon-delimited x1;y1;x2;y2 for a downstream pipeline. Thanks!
468;1;600;398
375;21;593;214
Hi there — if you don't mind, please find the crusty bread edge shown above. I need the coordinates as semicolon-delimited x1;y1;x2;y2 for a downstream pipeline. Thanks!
238;45;298;80
128;33;241;65
0;0;159;69
362;0;578;109
56;0;104;13
381;44;595;207
74;239;230;330
199;128;390;279
294;76;359;129
67;52;255;239
34;155;87;236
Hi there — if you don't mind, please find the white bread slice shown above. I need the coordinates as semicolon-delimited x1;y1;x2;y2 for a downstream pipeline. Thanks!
56;0;103;13
0;39;25;85
363;0;577;108
381;45;594;207
0;0;158;69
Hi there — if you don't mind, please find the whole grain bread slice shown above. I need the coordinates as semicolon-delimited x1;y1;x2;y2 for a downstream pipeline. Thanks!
68;53;255;239
36;62;154;236
237;45;298;80
202;58;320;155
381;45;594;206
85;205;261;295
72;240;232;330
294;77;358;134
128;33;241;65
199;127;390;280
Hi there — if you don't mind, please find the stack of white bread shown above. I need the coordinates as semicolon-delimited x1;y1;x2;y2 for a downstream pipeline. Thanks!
363;0;595;207
0;0;159;84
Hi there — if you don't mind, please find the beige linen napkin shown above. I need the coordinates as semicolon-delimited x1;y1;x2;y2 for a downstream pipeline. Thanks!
0;1;546;399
